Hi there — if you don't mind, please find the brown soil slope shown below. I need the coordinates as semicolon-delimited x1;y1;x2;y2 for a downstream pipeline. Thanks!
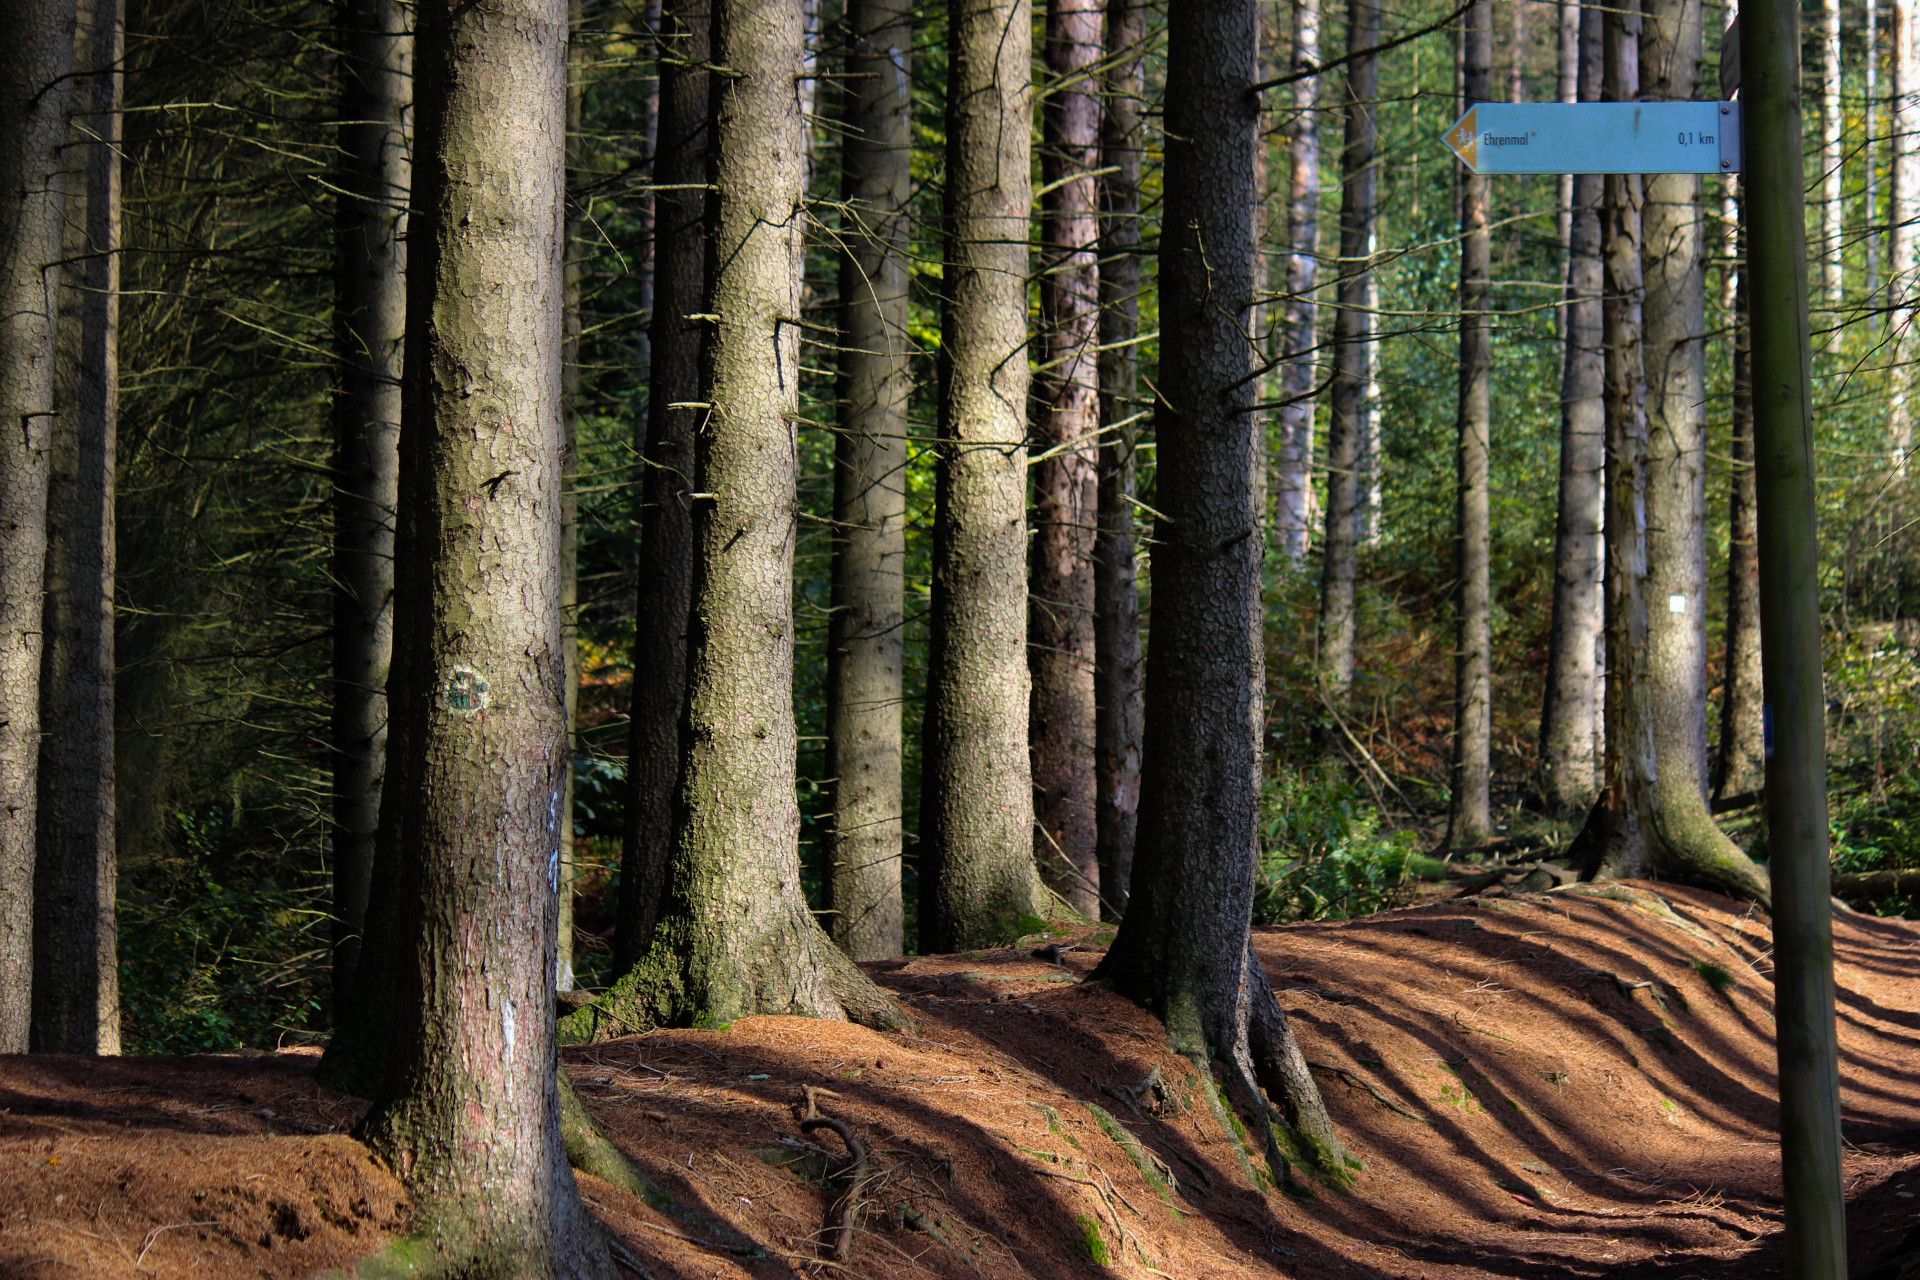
2;882;1916;1279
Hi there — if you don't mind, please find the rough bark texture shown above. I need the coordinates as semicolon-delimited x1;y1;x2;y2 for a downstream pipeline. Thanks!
1538;1;1605;818
1095;0;1344;1184
616;0;708;973
1316;0;1378;703
0;0;77;1053
354;0;611;1272
329;0;409;1020
1094;0;1145;919
1029;0;1104;916
1894;0;1919;465
1819;0;1843;301
1447;0;1494;851
827;0;911;960
596;0;905;1032
919;0;1049;952
1274;0;1321;565
1637;0;1770;905
1714;179;1766;802
33;0;122;1055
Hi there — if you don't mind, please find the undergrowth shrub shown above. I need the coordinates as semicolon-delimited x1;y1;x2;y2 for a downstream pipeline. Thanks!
1254;767;1434;924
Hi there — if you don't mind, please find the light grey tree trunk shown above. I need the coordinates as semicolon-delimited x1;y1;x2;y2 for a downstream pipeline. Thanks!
1538;0;1605;818
1868;0;1882;302
1448;0;1494;849
1093;0;1145;918
1715;178;1766;802
1096;0;1343;1182
827;0;912;960
1819;0;1844;300
1275;0;1321;564
919;0;1049;951
328;0;409;1019
1892;0;1919;468
1030;0;1104;915
34;0;122;1055
0;0;78;1053
356;0;612;1270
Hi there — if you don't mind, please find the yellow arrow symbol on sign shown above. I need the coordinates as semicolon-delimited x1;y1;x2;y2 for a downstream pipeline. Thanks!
1445;107;1479;171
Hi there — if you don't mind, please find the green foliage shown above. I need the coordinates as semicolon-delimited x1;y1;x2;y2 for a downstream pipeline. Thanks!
1692;959;1738;997
1253;768;1432;924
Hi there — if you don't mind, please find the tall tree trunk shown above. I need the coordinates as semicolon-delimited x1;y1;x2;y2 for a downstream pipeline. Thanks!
1820;0;1844;300
328;0;410;1019
1316;0;1378;704
1356;225;1382;546
827;0;911;960
1868;0;1882;302
1448;0;1494;849
355;0;611;1270
1637;0;1770;903
1030;0;1103;915
0;0;77;1053
33;0;122;1055
1538;0;1605;818
556;0;588;992
602;0;904;1029
1096;0;1344;1182
1893;0;1919;468
615;0;708;972
1715;180;1766;801
1094;0;1145;918
1275;0;1321;564
919;0;1049;951
1556;0;1578;299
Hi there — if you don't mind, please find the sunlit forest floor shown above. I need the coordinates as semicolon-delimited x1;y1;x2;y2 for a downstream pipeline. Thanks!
3;884;1917;1279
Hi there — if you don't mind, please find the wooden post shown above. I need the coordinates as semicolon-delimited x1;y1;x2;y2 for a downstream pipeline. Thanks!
1738;2;1849;1274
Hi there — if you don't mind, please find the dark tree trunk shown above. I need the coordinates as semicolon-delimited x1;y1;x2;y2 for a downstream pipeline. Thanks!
827;0;912;960
1030;0;1104;916
33;0;122;1055
1096;0;1344;1183
328;0;409;1020
0;0;77;1053
355;0;611;1271
1274;0;1321;565
1714;181;1766;802
919;0;1049;952
1316;0;1377;704
615;0;709;972
1094;0;1145;918
1538;0;1605;818
1447;0;1494;850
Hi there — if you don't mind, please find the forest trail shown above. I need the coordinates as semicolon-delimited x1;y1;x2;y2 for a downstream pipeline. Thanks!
2;884;1916;1279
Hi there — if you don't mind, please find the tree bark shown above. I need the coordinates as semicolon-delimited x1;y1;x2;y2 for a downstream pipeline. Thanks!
1714;178;1766;802
1819;0;1843;301
615;0;708;972
1316;0;1378;704
1274;0;1321;565
1893;0;1919;467
1029;0;1104;917
1868;0;1882;302
1538;0;1605;818
0;0;77;1053
33;0;121;1055
355;0;611;1270
1094;0;1145;919
919;0;1049;951
557;0;586;993
1097;0;1343;1183
827;0;912;960
328;0;409;1021
1447;0;1494;850
1637;0;1770;903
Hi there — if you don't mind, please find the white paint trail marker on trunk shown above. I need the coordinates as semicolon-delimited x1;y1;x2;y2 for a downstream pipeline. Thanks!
1443;101;1743;174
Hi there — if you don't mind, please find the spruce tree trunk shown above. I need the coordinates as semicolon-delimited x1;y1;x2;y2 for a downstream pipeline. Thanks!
1030;0;1104;916
1556;0;1578;287
615;0;708;972
557;0;587;992
827;0;911;960
1316;0;1378;703
328;0;409;1019
1819;0;1843;301
33;0;122;1055
1867;0;1882;302
1715;180;1766;802
920;0;1049;951
1097;0;1343;1180
1447;0;1494;850
1093;0;1145;919
1275;0;1321;565
1893;0;1919;466
0;0;77;1053
603;0;904;1030
1538;1;1605;818
355;0;611;1271
1637;0;1770;903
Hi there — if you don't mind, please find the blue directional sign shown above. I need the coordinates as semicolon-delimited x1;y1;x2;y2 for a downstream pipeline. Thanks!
1443;101;1742;175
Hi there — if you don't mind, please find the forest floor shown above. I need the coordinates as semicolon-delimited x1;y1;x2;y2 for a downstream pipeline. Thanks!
3;882;1918;1279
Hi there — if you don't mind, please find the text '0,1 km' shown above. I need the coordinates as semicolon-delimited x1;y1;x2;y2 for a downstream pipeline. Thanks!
1442;101;1744;174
